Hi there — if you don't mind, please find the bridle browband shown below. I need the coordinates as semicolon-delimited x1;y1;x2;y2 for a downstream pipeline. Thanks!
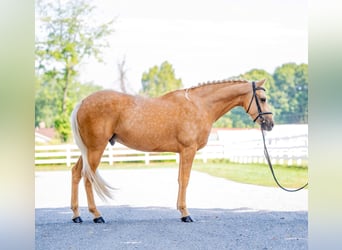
246;81;273;122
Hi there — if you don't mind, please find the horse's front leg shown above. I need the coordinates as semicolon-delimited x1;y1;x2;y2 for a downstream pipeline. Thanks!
177;146;197;222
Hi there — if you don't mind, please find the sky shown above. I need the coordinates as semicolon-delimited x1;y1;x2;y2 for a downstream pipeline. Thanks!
78;0;308;93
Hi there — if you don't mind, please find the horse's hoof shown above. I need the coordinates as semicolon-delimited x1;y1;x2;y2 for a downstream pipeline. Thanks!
181;216;193;222
93;216;105;223
72;216;83;223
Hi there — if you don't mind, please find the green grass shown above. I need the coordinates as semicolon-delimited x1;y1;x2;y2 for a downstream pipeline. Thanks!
35;160;308;189
192;161;308;189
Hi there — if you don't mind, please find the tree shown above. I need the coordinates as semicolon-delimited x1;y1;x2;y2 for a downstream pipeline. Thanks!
273;63;308;123
239;69;275;91
35;0;114;141
116;56;129;93
141;61;183;97
293;64;308;123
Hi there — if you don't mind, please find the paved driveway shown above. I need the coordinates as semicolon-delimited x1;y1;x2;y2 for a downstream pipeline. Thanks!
35;168;308;249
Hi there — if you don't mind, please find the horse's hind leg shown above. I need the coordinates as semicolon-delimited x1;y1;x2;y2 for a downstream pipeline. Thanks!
71;156;83;223
71;148;107;223
84;148;106;223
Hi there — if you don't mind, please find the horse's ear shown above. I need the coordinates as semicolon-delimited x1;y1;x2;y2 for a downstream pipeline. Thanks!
256;79;267;87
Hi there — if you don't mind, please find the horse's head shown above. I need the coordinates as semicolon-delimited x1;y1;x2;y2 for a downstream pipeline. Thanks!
244;79;274;131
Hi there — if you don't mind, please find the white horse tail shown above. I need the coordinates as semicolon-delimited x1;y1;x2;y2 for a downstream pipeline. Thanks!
70;102;114;201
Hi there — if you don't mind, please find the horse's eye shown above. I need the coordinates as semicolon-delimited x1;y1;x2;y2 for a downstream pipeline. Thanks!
260;97;266;103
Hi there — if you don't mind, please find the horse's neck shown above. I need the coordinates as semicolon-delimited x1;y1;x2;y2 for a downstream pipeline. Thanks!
192;82;250;122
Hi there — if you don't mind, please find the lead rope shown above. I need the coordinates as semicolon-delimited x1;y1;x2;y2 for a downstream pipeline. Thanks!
261;129;308;192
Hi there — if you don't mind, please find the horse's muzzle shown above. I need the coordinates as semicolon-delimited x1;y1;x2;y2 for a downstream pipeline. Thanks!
261;118;274;131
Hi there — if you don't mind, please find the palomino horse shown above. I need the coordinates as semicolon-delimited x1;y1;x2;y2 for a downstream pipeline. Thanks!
70;79;274;223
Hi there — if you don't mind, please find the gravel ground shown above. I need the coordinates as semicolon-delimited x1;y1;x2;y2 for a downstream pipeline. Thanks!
35;168;308;249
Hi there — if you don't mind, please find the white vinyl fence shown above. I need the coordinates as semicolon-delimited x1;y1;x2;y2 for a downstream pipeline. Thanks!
35;134;308;167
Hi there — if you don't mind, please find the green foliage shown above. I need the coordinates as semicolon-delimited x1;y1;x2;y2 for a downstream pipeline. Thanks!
35;76;58;128
35;0;113;142
272;63;308;123
54;113;71;142
141;61;183;97
239;69;276;90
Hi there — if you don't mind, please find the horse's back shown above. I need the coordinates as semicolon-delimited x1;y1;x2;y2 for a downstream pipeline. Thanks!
82;90;133;106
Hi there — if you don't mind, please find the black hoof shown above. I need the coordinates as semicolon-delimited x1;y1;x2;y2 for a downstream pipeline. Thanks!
72;216;83;223
181;216;193;222
93;216;105;223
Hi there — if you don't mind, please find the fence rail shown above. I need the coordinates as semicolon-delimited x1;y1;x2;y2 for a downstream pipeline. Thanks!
35;136;308;167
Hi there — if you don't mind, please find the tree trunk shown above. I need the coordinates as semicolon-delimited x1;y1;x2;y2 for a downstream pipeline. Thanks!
62;66;71;113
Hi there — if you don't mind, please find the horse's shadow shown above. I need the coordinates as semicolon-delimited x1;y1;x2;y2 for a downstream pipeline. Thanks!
36;206;307;250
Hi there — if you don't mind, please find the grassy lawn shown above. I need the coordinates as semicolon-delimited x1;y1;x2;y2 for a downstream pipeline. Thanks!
192;161;308;188
35;160;308;189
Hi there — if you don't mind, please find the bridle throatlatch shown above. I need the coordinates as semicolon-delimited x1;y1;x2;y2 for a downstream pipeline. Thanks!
246;81;273;122
247;81;308;192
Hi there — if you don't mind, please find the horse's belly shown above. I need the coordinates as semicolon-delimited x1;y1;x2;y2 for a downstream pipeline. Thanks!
115;132;179;153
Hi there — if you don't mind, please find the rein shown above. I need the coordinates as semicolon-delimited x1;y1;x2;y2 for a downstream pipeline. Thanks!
261;128;308;192
247;81;308;192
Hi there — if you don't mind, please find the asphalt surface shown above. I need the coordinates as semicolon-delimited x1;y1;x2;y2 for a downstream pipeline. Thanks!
35;168;308;249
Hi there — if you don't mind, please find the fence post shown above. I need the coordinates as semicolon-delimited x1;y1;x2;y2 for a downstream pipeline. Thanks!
66;144;71;167
297;158;302;166
108;146;114;165
287;148;293;166
223;144;230;161
145;152;150;165
202;149;207;163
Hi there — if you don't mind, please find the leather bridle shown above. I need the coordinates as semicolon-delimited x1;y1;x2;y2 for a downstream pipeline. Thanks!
246;81;273;122
247;82;308;192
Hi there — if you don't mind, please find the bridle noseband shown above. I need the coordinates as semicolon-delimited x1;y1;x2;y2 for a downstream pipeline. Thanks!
246;81;272;122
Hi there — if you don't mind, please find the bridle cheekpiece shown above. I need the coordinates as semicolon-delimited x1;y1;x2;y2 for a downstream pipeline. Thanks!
246;81;273;123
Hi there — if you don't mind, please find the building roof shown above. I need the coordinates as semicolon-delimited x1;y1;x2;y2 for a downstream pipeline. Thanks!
35;128;56;143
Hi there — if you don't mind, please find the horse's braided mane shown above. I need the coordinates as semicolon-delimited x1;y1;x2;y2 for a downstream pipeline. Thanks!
190;78;249;89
